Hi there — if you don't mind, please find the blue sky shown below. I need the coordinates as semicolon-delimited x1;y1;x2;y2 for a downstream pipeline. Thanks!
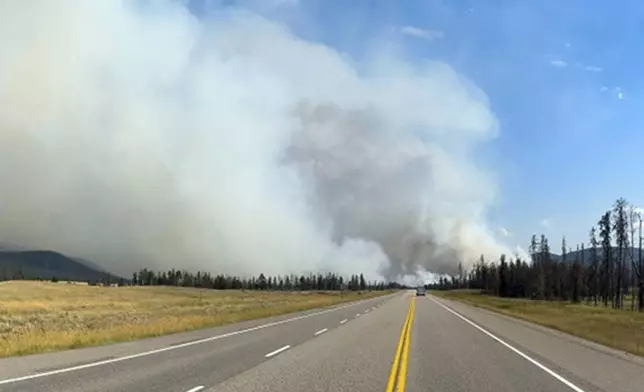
190;0;644;252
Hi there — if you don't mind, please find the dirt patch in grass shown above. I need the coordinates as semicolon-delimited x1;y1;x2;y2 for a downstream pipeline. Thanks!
0;281;394;357
432;290;644;357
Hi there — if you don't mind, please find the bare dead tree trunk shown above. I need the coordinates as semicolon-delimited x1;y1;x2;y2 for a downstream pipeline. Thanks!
639;216;643;311
613;199;629;309
630;207;637;311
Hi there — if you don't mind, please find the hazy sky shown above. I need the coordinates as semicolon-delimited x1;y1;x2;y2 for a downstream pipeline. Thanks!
1;0;640;282
216;0;643;249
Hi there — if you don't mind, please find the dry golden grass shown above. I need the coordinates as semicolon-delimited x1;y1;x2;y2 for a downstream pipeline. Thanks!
432;290;644;357
0;281;393;357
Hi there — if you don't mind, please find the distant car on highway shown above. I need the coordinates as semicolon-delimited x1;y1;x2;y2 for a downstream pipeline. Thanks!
416;286;426;296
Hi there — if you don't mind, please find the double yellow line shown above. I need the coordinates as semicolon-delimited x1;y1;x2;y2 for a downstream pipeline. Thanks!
385;296;415;392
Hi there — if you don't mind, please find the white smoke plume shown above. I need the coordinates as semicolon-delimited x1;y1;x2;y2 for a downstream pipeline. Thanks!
0;1;509;281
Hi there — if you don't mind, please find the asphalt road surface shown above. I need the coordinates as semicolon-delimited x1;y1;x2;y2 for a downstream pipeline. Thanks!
1;291;644;392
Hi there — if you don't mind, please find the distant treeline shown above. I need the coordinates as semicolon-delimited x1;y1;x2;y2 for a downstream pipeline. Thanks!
1;264;404;291
431;197;644;312
132;268;404;291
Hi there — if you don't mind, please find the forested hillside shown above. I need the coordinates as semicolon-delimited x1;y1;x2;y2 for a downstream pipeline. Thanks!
0;250;121;283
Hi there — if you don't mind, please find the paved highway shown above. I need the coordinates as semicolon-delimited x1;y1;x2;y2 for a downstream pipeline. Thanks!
1;291;643;392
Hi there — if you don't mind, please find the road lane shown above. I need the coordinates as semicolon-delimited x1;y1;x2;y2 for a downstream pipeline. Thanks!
428;296;644;392
407;296;580;392
0;293;397;392
207;292;413;392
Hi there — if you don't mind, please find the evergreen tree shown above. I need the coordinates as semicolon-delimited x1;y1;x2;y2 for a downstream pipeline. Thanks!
571;244;581;303
258;273;267;290
499;254;508;297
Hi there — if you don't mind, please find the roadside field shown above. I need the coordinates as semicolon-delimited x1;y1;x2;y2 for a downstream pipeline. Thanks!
432;289;644;357
0;281;393;357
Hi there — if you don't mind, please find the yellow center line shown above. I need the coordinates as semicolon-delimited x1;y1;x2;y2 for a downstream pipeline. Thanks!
385;296;415;392
396;298;415;391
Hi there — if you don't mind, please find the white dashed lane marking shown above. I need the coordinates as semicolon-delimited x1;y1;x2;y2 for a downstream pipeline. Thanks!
265;345;291;358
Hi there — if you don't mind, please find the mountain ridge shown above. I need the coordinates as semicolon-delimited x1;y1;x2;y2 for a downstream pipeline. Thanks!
0;250;124;283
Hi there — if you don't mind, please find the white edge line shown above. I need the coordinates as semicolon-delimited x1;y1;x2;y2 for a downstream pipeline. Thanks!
429;297;586;392
185;386;205;392
265;345;291;358
0;295;394;386
340;319;347;324
314;328;328;336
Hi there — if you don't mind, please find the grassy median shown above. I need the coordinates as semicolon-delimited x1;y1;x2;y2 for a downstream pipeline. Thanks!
432;290;644;357
0;281;393;358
